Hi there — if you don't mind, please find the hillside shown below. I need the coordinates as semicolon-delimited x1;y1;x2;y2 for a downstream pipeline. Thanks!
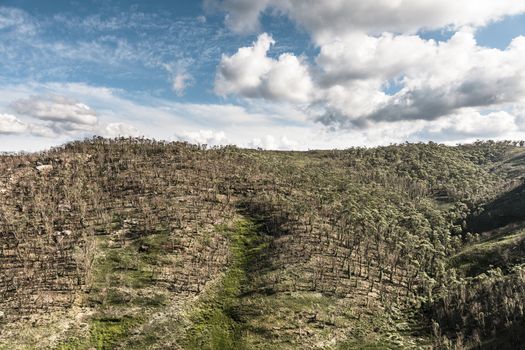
1;138;525;349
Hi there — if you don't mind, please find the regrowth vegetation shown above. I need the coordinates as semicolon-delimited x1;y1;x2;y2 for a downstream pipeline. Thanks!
1;137;525;349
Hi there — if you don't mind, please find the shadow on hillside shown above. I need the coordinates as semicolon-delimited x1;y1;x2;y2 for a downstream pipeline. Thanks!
467;182;525;234
234;200;284;296
479;321;525;350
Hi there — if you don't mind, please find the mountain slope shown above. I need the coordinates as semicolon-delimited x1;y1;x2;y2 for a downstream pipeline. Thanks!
1;138;524;349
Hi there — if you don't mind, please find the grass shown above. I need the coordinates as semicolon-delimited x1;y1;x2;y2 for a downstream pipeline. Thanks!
451;228;525;276
184;218;264;350
90;316;141;350
6;214;431;350
182;217;429;350
56;226;177;349
336;340;405;349
54;217;255;350
56;316;141;350
232;291;426;350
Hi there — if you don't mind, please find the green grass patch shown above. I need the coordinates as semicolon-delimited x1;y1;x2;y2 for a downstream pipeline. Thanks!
90;316;140;350
62;228;175;349
185;218;264;350
55;316;141;350
452;229;525;276
92;233;174;294
336;340;405;350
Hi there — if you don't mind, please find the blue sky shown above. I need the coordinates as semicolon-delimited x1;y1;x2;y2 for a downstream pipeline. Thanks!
1;1;525;151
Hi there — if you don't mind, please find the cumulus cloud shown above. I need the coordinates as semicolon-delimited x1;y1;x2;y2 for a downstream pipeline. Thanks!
283;1;525;44
102;122;140;138
315;32;435;85
340;31;525;125
5;94;141;139
426;111;518;139
175;129;229;146
213;26;525;140
0;113;29;134
0;113;54;137
207;0;525;143
204;0;273;33
248;134;297;150
217;30;525;128
216;33;275;95
11;95;99;127
215;33;313;103
208;0;525;42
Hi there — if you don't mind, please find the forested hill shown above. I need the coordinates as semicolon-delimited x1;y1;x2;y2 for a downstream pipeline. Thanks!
1;138;525;350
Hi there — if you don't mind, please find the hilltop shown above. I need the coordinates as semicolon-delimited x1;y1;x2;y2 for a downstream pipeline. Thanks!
1;138;525;349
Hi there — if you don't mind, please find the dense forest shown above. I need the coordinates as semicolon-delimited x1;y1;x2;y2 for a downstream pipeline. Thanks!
1;138;525;349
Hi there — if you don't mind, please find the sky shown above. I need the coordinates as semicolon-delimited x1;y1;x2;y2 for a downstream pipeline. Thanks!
1;1;525;151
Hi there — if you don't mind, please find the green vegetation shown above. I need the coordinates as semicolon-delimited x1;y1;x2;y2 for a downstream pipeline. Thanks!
452;228;525;276
2;138;525;349
184;218;263;350
54;228;172;349
90;317;141;350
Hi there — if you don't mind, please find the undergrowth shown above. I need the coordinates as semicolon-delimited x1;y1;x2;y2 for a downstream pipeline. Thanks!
185;218;263;350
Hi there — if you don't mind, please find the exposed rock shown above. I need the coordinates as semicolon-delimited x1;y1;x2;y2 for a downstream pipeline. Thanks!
139;244;150;253
58;204;72;212
55;230;72;236
36;164;53;173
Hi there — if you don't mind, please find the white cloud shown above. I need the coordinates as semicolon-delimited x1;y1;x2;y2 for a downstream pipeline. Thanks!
284;1;525;44
102;122;140;138
0;6;36;35
204;0;273;33
164;61;195;97
0;113;54;137
216;33;275;96
0;113;29;135
207;0;525;140
171;72;194;96
248;135;297;150
261;53;314;103
11;95;99;126
208;0;525;42
2;90;141;139
176;129;228;146
358;32;525;124
429;111;518;138
215;33;313;103
212;26;525;136
2;81;525;153
316;32;435;84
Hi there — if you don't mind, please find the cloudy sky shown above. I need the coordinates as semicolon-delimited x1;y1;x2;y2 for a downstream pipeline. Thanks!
1;0;525;151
